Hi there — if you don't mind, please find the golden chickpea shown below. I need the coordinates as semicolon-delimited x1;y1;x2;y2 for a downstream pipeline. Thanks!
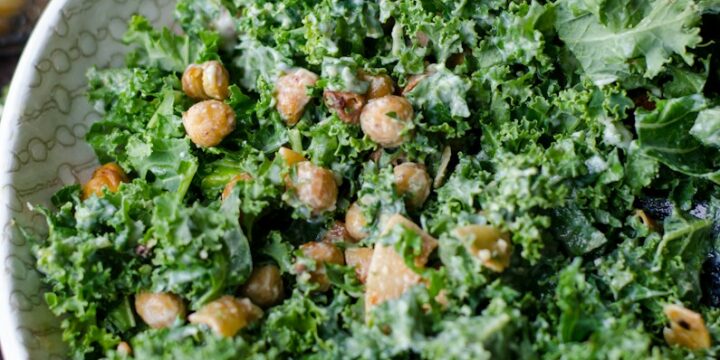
345;247;373;283
394;162;431;209
181;61;230;100
182;100;236;148
663;304;711;350
360;72;394;100
182;64;205;99
452;225;512;272
324;90;367;124
239;264;285;308
82;163;128;200
291;161;338;214
275;68;319;126
296;241;345;292
201;61;231;100
188;296;263;337
221;173;252;201
360;95;414;148
134;292;186;329
278;146;306;166
345;201;369;241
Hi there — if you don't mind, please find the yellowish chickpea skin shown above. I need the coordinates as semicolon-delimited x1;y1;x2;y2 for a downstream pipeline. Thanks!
393;162;431;209
82;163;128;200
181;61;230;101
291;161;338;214
360;95;414;148
134;292;186;329
275;68;319;126
345;201;369;241
296;241;345;292
182;100;236;148
188;296;263;337
359;71;395;100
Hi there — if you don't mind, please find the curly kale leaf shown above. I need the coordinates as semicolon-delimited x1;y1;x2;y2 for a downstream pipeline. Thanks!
636;95;720;183
302;0;384;64
124;15;220;73
556;0;702;85
149;192;252;308
33;181;158;358
106;325;260;360
406;66;472;138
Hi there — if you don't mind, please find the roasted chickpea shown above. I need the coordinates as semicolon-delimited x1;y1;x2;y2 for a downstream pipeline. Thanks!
290;161;338;214
345;247;373;283
324;90;367;124
297;241;345;292
188;296;263;337
394;162;431;209
359;71;394;100
275;68;319;126
182;100;236;147
345;201;370;241
221;173;252;200
82;163;128;200
182;61;230;100
134;292;186;329
452;225;512;272
182;64;205;99
663;304;711;350
360;95;414;148
239;264;285;308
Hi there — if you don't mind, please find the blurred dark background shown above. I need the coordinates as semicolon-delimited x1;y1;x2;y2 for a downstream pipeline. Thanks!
1;0;47;87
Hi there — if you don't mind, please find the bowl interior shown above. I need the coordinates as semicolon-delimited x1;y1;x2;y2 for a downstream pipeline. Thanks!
0;1;175;358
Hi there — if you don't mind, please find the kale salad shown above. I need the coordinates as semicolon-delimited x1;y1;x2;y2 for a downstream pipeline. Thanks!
31;0;720;359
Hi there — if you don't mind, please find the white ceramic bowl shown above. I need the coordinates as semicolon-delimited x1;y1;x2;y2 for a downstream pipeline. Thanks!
0;1;175;358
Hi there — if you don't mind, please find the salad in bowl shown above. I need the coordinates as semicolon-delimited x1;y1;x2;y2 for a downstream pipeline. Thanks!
14;0;720;359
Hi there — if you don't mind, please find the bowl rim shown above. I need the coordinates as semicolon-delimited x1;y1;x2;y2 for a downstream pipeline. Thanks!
0;0;71;358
